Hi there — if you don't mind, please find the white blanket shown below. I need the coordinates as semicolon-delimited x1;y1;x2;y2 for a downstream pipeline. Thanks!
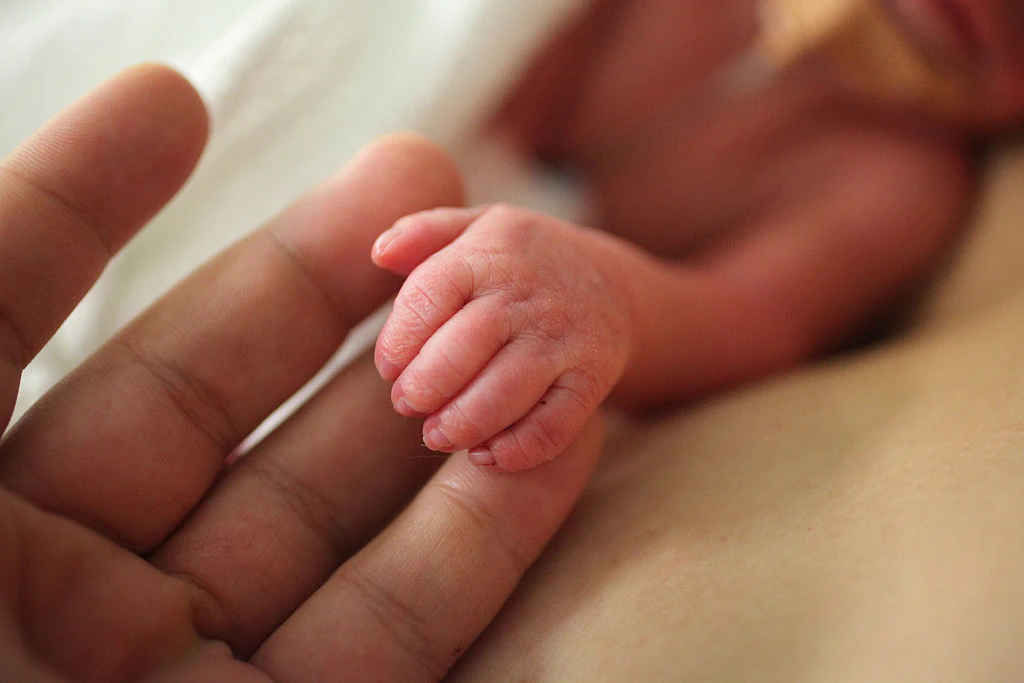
0;0;587;414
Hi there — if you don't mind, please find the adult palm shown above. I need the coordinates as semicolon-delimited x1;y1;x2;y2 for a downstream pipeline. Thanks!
0;65;599;682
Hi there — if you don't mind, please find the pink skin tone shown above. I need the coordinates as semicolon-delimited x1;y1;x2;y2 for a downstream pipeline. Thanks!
373;0;1023;472
373;128;967;472
373;206;633;471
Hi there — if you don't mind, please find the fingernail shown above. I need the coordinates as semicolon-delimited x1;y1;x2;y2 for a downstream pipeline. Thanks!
373;225;402;257
378;356;401;382
425;427;454;451
394;397;415;416
469;448;497;467
394;397;427;418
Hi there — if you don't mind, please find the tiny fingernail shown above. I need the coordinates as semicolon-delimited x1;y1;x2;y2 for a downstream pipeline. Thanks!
426;428;454;451
378;357;401;382
394;397;418;417
469;448;497;467
373;226;402;256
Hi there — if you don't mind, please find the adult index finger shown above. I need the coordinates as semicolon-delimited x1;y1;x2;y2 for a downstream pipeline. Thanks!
251;416;603;682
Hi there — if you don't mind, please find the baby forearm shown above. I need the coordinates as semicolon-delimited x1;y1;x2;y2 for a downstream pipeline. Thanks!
610;249;811;411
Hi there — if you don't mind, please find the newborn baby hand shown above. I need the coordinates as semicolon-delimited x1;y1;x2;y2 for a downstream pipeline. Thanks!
372;205;633;472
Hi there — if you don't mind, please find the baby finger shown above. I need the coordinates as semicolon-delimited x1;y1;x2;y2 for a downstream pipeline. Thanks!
471;370;605;472
391;300;513;417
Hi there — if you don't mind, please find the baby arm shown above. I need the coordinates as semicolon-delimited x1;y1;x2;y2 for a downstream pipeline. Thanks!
371;205;636;472
610;127;973;407
373;129;969;471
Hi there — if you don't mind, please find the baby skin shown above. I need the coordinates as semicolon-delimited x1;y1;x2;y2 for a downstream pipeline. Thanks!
373;0;1024;472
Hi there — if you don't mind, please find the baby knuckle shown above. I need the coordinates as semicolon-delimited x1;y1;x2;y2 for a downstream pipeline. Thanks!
436;259;477;300
375;333;414;372
480;203;527;227
463;250;500;292
557;368;607;412
439;402;492;448
515;322;573;371
399;283;442;323
480;204;541;246
491;435;536;472
399;371;450;408
410;340;481;403
399;273;463;327
474;303;516;346
510;418;566;466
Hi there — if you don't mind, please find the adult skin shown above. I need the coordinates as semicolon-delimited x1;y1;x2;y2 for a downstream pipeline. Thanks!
0;65;601;682
448;143;1024;680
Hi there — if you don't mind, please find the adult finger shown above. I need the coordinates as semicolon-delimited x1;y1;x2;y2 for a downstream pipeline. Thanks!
0;64;208;423
150;350;441;656
251;415;603;682
0;134;464;552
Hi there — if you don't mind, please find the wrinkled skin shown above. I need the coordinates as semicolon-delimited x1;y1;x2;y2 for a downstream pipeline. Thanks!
374;205;634;471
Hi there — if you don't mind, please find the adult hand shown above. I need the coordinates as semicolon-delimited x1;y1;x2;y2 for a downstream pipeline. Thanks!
0;65;601;682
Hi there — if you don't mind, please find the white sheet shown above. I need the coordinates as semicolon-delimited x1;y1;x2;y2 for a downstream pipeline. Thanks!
0;0;587;415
